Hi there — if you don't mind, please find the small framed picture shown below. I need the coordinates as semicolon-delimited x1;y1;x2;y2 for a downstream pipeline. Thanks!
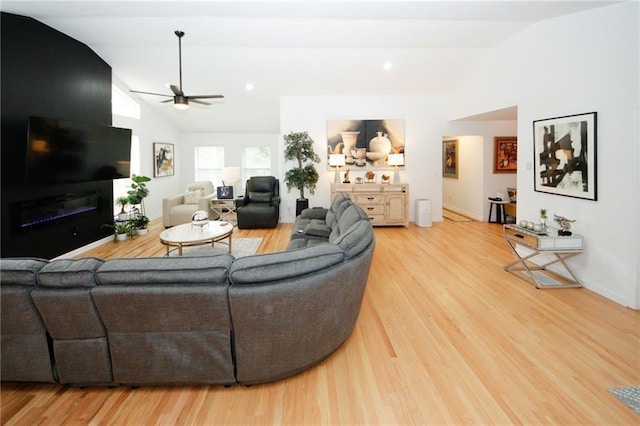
494;136;517;173
533;112;597;200
153;143;174;177
443;139;458;179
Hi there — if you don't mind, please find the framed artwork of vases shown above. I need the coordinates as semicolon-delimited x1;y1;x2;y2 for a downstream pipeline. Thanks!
327;119;405;170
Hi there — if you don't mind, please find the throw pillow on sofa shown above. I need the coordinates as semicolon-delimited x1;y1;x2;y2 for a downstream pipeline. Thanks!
184;188;204;204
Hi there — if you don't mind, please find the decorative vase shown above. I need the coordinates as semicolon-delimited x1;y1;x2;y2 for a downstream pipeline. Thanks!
369;131;391;156
341;131;360;164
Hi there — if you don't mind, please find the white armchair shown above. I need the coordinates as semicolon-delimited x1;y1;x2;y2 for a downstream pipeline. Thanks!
162;181;219;227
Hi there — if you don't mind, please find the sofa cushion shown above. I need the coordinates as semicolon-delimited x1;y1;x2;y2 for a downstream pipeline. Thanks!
0;258;49;285
37;258;103;288
329;204;367;243
230;244;345;284
248;192;272;203
249;177;276;192
326;192;351;228
184;188;204;204
286;237;329;251
304;222;332;238
331;220;374;258
96;256;233;285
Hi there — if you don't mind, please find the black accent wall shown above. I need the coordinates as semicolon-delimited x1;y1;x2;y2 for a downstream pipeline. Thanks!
1;12;117;258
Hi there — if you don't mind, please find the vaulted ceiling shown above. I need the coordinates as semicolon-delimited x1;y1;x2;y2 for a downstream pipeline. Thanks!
0;1;619;133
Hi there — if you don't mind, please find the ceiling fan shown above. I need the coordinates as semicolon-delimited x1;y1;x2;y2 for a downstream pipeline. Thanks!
130;30;224;110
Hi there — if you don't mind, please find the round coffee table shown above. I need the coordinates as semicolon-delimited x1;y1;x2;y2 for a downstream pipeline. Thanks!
160;220;233;256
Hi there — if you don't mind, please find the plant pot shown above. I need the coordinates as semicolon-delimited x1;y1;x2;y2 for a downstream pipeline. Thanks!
137;228;148;236
118;213;129;221
116;233;128;241
296;198;309;217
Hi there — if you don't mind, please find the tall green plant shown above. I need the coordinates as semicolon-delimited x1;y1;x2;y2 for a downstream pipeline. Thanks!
127;174;151;216
283;131;320;199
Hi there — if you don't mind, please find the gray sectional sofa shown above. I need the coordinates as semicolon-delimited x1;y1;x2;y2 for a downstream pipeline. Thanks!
0;193;374;386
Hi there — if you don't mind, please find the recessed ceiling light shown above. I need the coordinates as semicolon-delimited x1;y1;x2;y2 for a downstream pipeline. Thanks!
383;62;393;71
245;83;254;91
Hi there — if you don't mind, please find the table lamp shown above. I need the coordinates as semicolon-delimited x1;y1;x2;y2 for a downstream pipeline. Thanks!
223;167;242;197
387;153;404;183
329;154;346;184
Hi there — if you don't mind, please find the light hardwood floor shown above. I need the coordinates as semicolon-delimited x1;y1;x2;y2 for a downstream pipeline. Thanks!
2;219;639;425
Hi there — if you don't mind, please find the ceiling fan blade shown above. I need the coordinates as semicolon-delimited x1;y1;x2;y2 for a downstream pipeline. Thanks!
160;99;173;103
189;95;225;100
190;99;212;106
169;84;184;96
130;89;172;98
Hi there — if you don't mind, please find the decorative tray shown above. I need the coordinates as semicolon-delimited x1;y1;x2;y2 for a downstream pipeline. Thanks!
514;225;548;236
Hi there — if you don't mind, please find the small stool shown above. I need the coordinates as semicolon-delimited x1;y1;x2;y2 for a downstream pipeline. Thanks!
488;198;509;224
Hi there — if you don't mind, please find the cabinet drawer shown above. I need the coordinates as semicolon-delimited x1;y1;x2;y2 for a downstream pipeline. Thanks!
367;214;385;224
504;226;539;248
354;194;384;204
359;204;384;215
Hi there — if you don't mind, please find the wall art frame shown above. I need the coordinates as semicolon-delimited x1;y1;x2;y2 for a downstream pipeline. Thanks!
153;142;174;177
533;111;597;201
442;139;458;179
493;136;517;173
326;119;405;170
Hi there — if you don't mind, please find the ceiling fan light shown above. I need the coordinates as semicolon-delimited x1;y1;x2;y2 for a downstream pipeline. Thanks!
174;95;189;109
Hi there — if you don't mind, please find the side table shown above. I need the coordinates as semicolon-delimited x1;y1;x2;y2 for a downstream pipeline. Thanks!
488;198;510;224
503;224;583;289
210;199;237;225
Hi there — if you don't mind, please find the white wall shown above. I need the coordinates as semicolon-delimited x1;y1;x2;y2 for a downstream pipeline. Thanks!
179;133;280;191
112;79;181;221
280;95;447;223
447;1;640;308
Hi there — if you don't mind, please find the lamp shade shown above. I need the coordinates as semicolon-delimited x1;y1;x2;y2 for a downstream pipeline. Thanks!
329;154;346;167
223;167;241;183
387;153;404;166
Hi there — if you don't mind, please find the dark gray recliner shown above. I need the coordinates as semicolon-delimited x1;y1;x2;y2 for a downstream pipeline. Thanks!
236;176;280;229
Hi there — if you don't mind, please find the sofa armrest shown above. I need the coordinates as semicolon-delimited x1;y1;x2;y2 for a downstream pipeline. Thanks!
162;194;184;227
299;207;328;220
163;194;183;209
197;192;216;209
235;197;249;208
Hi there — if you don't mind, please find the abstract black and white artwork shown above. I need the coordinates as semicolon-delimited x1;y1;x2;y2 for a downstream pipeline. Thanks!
533;112;597;201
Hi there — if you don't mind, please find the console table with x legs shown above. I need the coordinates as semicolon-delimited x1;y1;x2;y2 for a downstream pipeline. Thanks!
503;224;584;289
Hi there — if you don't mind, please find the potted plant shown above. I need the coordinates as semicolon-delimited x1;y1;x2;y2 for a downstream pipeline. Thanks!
540;208;548;226
102;221;132;241
132;215;150;235
115;196;131;221
127;174;152;235
127;174;151;214
283;131;320;216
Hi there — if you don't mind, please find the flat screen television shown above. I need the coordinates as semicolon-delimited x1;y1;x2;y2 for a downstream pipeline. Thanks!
26;116;132;185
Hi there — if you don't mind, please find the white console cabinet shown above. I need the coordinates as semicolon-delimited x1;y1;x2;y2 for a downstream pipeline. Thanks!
331;183;409;228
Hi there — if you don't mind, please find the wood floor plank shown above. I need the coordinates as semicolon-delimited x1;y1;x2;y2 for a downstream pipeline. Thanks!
2;219;638;425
